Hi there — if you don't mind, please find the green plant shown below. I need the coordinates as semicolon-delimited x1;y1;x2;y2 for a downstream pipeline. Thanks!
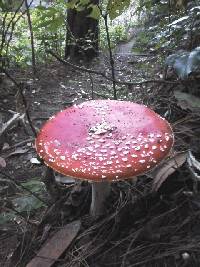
165;47;200;79
0;178;46;225
0;0;135;66
132;30;154;52
100;23;128;49
1;1;67;66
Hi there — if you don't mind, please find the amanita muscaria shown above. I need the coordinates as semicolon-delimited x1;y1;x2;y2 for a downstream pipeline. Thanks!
35;100;174;217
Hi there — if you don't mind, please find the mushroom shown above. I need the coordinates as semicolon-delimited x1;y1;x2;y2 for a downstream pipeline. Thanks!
35;100;174;217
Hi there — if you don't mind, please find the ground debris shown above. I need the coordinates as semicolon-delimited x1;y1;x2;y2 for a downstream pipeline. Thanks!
26;220;81;267
1;32;200;267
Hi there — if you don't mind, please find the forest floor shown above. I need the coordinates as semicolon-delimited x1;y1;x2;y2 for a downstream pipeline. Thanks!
1;28;200;267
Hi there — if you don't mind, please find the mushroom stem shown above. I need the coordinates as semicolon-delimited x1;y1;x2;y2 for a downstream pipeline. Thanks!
90;181;111;218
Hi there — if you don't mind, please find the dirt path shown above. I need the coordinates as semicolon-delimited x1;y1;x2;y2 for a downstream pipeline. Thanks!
114;27;143;55
115;36;136;55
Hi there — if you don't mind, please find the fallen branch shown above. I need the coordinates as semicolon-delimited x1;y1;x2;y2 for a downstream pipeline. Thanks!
46;50;178;87
187;150;200;193
0;112;25;152
26;220;81;267
0;112;23;137
0;67;37;137
187;150;200;181
2;137;34;152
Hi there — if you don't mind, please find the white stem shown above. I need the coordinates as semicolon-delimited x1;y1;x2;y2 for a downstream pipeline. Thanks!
90;181;111;218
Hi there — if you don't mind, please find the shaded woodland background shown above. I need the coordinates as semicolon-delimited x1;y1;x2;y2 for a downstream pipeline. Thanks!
0;0;200;266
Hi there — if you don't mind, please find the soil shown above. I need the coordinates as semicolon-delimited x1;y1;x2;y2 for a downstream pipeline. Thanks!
1;28;200;267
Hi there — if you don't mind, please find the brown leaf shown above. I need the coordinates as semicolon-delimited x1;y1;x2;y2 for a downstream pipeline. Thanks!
26;220;81;267
152;152;187;192
0;156;6;168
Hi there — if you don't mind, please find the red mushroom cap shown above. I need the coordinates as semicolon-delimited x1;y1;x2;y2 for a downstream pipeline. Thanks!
35;100;174;182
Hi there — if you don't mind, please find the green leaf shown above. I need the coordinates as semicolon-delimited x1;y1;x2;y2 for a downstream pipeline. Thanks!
35;5;47;11
76;5;85;11
0;212;16;225
48;17;65;31
107;0;131;20
35;20;53;29
80;0;90;5
21;179;45;193
165;51;186;67
186;47;200;75
35;15;64;31
0;0;10;11
165;47;200;79
88;4;100;20
173;53;189;79
174;91;200;111
0;0;5;9
12;195;45;212
66;0;79;9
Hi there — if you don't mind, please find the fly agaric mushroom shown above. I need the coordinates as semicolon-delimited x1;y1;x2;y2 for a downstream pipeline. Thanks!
35;100;174;217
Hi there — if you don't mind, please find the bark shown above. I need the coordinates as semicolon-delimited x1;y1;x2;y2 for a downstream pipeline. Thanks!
65;0;99;61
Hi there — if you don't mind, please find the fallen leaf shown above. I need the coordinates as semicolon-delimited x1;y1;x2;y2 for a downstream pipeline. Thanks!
27;142;32;147
174;91;200;111
30;157;41;164
152;152;187;192
0;212;16;224
187;150;200;171
12;195;45;212
21;179;45;193
2;142;10;150
0;157;6;168
26;220;81;267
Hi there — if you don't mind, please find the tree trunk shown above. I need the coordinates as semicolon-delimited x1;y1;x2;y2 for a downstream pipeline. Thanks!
65;0;99;61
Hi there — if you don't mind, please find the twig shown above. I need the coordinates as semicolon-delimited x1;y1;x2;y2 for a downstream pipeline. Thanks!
103;13;117;99
42;167;61;201
172;115;194;127
0;170;49;205
0;112;24;152
47;49;108;77
89;73;94;100
115;52;150;56
0;67;37;137
0;0;24;53
0;11;8;54
1;1;34;57
0;112;22;136
2;138;34;152
187;150;200;193
93;92;109;99
46;50;179;86
3;205;36;226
